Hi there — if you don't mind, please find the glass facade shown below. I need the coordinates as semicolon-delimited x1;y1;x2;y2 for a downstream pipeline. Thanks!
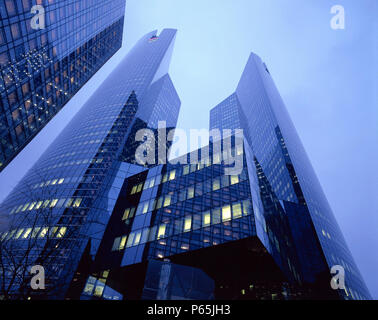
78;54;371;300
0;28;180;299
0;25;370;300
0;0;126;171
210;53;371;300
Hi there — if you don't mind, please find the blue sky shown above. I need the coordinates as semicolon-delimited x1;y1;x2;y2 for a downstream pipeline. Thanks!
0;0;377;298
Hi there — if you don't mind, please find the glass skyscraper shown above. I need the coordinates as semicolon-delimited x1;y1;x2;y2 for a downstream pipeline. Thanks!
0;28;180;299
0;27;370;300
76;54;371;300
0;0;126;171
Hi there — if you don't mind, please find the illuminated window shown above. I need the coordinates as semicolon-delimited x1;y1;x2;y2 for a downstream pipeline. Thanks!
203;212;211;226
58;178;64;184
56;227;67;238
122;208;130;220
21;203;30;212
51;179;58;185
65;198;73;207
162;173;168;183
184;216;192;232
169;170;176;180
50;199;58;208
222;205;232;222
119;236;127;250
163;194;171;207
39;227;48;238
130;185;137;195
157;224;166;239
14;229;24;239
232;203;242;219
142;202;149;214
35;201;43;210
48;227;57;238
136;183;143;193
42;200;50;208
23;228;32;239
94;284;104;297
134;232;141;245
230;175;239;185
83;277;96;295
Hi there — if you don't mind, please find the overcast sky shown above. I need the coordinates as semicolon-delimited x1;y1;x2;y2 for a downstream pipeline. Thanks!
0;0;376;298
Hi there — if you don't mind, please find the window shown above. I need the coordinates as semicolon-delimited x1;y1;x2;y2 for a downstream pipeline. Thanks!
11;23;21;40
222;205;232;222
5;0;17;16
230;175;239;185
187;187;194;199
163;194;171;207
22;83;30;95
242;200;251;215
119;236;127;250
22;0;31;11
203;212;211;226
184;216;192;232
23;228;32;239
112;237;120;251
50;199;58;208
212;208;221;224
31;227;41;238
157;224;166;239
122;208;130;220
232;203;242;219
0;53;9;66
14;229;24;239
183;165;189;175
169;170;176;180
134;232;141;245
130;185;137;195
213;178;220;191
56;227;67;238
28;202;36;210
39;227;48;238
136;183;143;193
35;201;43;210
12;109;20;122
42;200;50;208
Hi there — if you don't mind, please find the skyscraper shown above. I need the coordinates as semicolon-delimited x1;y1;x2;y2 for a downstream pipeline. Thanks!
76;53;371;300
0;0;126;171
0;29;180;299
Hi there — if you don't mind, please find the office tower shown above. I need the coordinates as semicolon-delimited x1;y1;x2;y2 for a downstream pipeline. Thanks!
0;29;180;299
0;0;126;171
78;53;371;300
